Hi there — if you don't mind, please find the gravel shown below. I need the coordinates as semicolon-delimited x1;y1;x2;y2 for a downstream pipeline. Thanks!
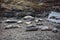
0;18;60;40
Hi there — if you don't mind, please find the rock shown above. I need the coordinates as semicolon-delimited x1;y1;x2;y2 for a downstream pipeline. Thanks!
36;22;43;26
41;26;52;31
23;16;34;20
27;25;36;28
26;27;38;31
3;19;17;23
26;25;38;31
55;24;60;29
17;20;23;24
52;28;58;33
35;19;39;23
5;24;21;29
47;11;60;24
39;18;44;21
25;21;32;25
27;24;33;26
35;18;43;23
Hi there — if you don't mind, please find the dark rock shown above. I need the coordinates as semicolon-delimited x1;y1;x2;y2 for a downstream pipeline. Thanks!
54;24;60;29
52;28;58;33
5;21;17;23
26;27;38;31
4;19;17;23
